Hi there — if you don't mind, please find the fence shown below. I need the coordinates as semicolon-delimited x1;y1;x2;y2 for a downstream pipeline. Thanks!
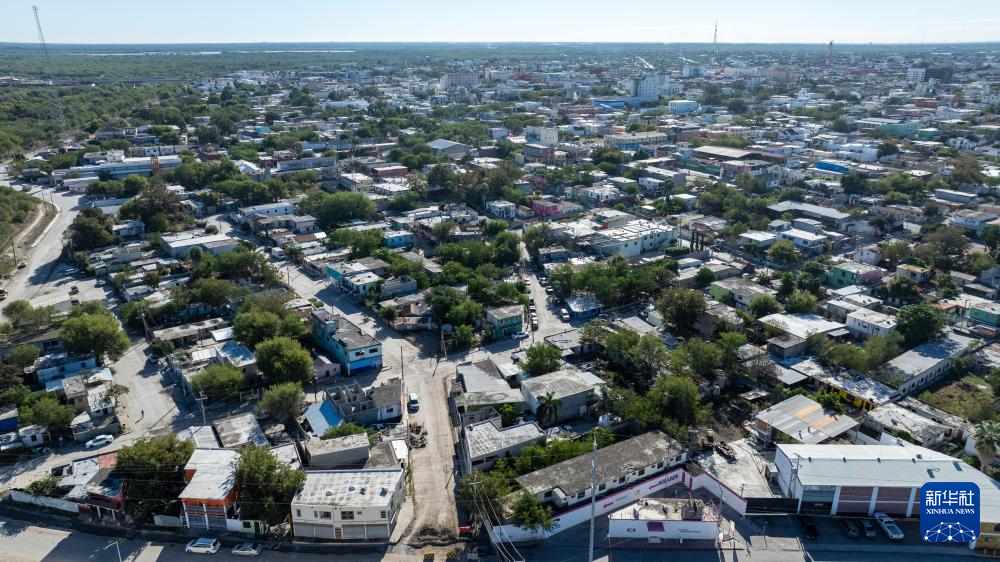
491;466;747;543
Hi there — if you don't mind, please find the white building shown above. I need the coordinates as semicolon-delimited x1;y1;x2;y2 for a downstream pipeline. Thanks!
845;308;897;338
608;497;721;542
291;469;405;542
486;200;517;220
590;219;679;258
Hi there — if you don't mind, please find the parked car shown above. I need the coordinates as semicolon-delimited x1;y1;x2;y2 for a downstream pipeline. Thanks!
860;519;877;538
69;285;79;295
841;519;860;538
185;538;221;554
794;515;819;540
85;434;114;449
559;308;570;321
0;288;7;300
407;393;420;413
874;512;903;540
512;332;529;340
545;287;554;295
231;543;263;557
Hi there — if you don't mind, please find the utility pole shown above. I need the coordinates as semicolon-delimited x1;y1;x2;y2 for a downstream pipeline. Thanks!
196;392;208;427
103;539;123;562
587;431;598;562
400;347;404;383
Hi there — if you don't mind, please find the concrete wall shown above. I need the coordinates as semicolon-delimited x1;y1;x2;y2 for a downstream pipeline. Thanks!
11;490;80;514
493;466;746;543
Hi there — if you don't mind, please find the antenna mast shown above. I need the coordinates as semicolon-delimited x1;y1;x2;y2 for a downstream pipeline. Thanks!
712;21;718;65
33;5;48;57
827;40;833;69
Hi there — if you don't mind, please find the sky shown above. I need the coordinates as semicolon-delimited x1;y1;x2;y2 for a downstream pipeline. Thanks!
3;0;999;45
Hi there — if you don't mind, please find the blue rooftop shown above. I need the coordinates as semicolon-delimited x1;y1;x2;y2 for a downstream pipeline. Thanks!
304;400;341;437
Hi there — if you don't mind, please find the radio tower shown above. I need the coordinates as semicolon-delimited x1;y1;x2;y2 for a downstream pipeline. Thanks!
712;21;718;65
32;5;48;57
31;5;66;138
826;40;833;69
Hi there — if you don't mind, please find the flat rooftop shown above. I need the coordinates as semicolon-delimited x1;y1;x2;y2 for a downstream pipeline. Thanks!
465;419;544;460
292;469;403;508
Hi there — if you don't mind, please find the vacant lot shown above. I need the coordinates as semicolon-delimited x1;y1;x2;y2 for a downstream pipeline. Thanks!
918;374;995;422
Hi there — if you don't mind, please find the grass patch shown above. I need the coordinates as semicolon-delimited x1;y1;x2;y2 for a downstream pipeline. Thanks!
918;374;996;422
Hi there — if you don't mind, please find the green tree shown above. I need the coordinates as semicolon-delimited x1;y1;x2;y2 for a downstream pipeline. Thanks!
627;333;671;381
717;331;748;369
5;344;40;369
784;290;817;314
767;240;801;265
983;225;1000;253
652;375;706;425
679;340;722;378
233;310;284;348
523;343;561;376
189;364;244;403
896;303;946;346
255;337;313;385
695;267;716;288
117;435;194;514
749;294;782;319
655;288;706;333
974;420;1000;472
190;278;248;306
322;422;369;440
59;313;129;365
454;324;476;350
458;467;512;525
881;241;913;268
258;382;305;421
25;475;60;497
235;446;307;524
536;391;563;428
20;395;76;433
512;492;555;531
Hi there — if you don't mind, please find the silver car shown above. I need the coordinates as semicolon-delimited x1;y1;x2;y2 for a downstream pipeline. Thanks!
231;543;263;557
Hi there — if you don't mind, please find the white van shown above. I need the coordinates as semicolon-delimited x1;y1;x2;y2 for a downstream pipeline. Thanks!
408;393;420;412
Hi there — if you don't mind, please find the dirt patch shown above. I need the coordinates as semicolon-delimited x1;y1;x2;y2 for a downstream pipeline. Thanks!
408;526;459;548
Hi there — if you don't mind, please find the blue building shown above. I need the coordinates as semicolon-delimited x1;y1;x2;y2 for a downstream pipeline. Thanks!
311;310;383;376
384;229;414;249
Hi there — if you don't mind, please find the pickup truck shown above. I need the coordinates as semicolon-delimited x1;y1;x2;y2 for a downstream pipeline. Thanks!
874;512;904;540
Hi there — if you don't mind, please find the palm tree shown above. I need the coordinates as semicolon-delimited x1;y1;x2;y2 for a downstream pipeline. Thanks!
536;392;562;428
974;420;1000;472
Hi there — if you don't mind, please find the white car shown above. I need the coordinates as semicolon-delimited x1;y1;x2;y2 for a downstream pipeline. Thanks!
85;434;114;449
231;543;263;557
874;512;903;540
512;332;530;340
185;538;221;554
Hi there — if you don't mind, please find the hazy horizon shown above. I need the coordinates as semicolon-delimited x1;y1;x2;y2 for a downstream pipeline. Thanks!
4;0;999;45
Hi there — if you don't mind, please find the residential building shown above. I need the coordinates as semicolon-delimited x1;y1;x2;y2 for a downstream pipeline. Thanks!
845;308;897;338
750;394;857;446
179;448;244;533
463;419;545;472
485;305;524;339
828;262;885;288
516;431;686;510
486;200;516;220
520;369;603;425
881;332;976;395
590;219;678;258
325;379;402;427
312;310;382;375
709;278;777;312
291;469;405;542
